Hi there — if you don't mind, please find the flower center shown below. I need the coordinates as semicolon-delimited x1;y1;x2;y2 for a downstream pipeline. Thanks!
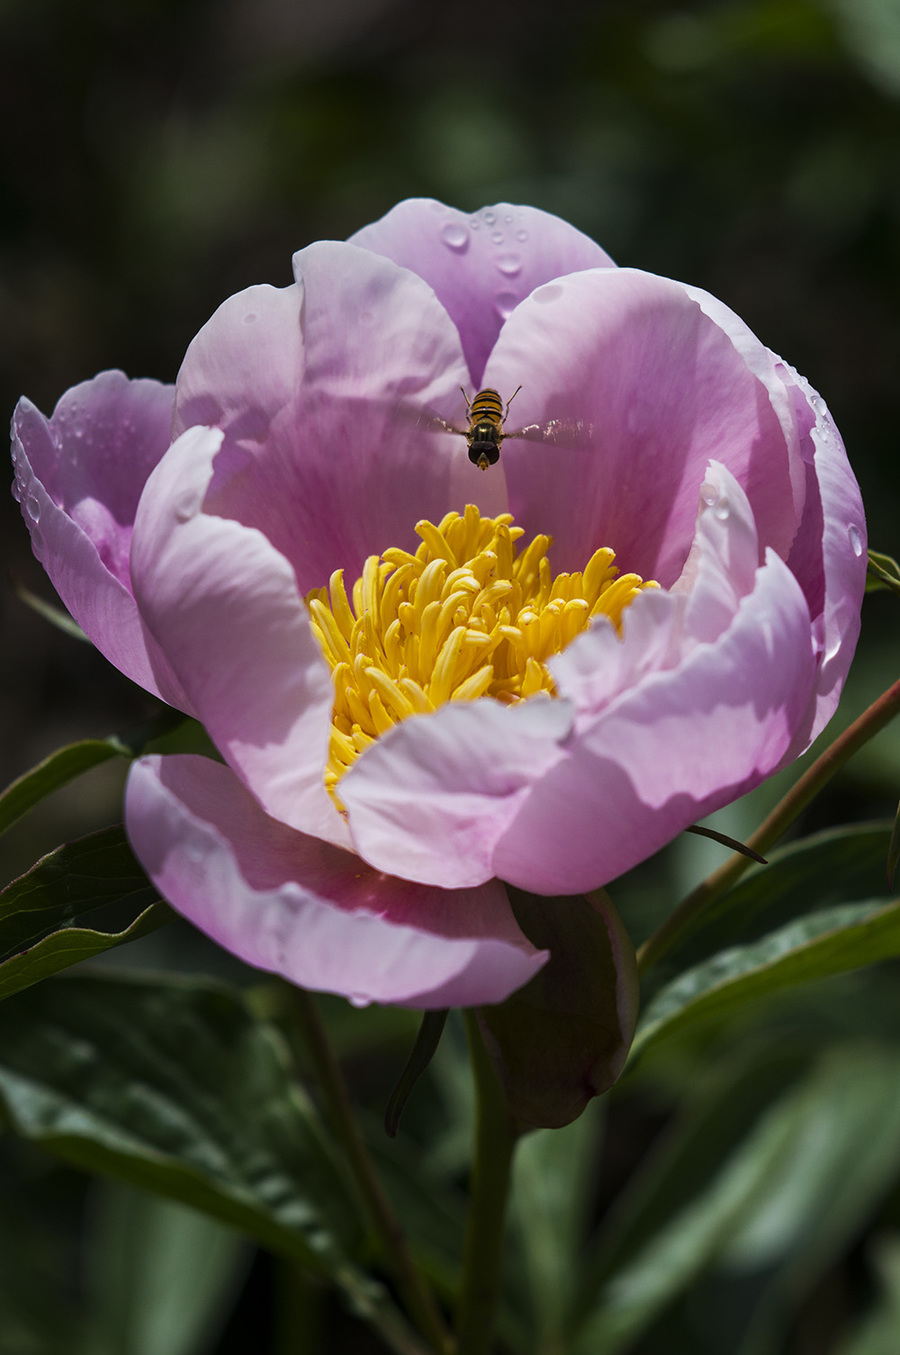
306;505;655;802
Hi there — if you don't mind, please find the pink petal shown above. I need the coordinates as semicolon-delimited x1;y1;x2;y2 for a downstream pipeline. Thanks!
11;373;192;708
173;243;505;595
777;365;866;754
338;697;574;888
494;560;817;896
126;755;548;1008
348;199;615;388
484;268;804;580
129;425;345;847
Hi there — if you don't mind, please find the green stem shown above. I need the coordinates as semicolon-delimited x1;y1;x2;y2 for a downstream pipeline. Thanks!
292;988;452;1354
455;1011;518;1355
637;675;900;975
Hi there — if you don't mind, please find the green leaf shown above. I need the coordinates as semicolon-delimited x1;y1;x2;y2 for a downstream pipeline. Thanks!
0;902;171;1002
0;825;166;998
633;896;900;1062
83;1180;249;1355
573;1045;900;1355
0;710;196;838
648;823;893;998
888;801;900;889
13;580;91;640
478;887;638;1128
865;549;900;596
0;972;364;1277
511;1100;604;1347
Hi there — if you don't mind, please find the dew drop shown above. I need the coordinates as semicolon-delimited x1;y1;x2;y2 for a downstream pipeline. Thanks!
185;840;206;863
490;231;504;245
174;495;195;523
516;229;529;242
699;481;719;508
495;253;521;277
812;395;828;417
348;993;372;1009
848;523;864;557
534;282;563;305
25;494;41;523
495;290;519;320
483;211;496;225
469;219;480;230
440;221;469;252
11;479;21;503
713;495;730;521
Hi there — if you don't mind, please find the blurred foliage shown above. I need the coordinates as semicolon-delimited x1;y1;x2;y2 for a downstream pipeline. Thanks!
3;0;900;1351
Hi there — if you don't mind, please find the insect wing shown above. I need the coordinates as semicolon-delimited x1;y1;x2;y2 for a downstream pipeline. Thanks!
504;417;596;451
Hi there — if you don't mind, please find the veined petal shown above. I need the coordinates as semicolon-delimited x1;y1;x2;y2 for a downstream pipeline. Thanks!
130;425;345;847
126;755;548;1008
485;268;803;579
11;373;192;709
348;199;615;388
338;697;574;888
495;547;816;895
174;243;505;594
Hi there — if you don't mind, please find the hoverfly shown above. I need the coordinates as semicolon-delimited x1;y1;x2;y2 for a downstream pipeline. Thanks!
423;386;590;471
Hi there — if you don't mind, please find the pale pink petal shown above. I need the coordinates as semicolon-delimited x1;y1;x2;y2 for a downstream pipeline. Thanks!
484;268;803;580
11;374;192;709
126;755;548;1008
494;549;816;895
777;365;866;755
173;243;505;594
338;697;574;888
347;199;615;387
129;426;346;847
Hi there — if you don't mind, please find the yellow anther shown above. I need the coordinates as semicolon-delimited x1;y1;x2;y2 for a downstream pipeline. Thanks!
305;505;655;803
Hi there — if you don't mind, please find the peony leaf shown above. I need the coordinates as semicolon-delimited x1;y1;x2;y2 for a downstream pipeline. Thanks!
647;823;894;998
477;888;638;1129
0;825;163;998
865;549;900;596
632;897;900;1062
0;973;365;1278
573;1045;900;1355
82;1180;249;1355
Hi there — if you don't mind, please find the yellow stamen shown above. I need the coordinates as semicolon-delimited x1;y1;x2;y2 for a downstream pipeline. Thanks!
306;506;657;804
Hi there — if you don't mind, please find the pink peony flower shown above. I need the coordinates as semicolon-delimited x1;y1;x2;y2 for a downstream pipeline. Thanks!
11;199;866;1009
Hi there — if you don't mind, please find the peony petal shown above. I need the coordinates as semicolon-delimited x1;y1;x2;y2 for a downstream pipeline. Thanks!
777;365;866;754
484;268;804;580
494;546;817;896
338;697;574;888
126;755;548;1008
129;425;345;847
348;199;614;388
11;373;192;708
174;243;505;594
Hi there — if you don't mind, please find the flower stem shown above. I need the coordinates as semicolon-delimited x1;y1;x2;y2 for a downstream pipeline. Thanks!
637;675;900;975
455;1011;518;1355
291;988;452;1354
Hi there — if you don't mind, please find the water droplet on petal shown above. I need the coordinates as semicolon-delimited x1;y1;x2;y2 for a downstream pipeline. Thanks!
440;221;469;252
348;993;371;1009
812;395;828;416
848;524;864;556
483;211;496;225
534;283;563;305
174;494;195;523
516;229;529;242
490;231;504;245
699;481;718;508
11;479;21;502
495;291;519;320
25;495;41;523
496;253;521;277
713;495;730;521
30;528;45;561
469;218;480;230
185;840;205;863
